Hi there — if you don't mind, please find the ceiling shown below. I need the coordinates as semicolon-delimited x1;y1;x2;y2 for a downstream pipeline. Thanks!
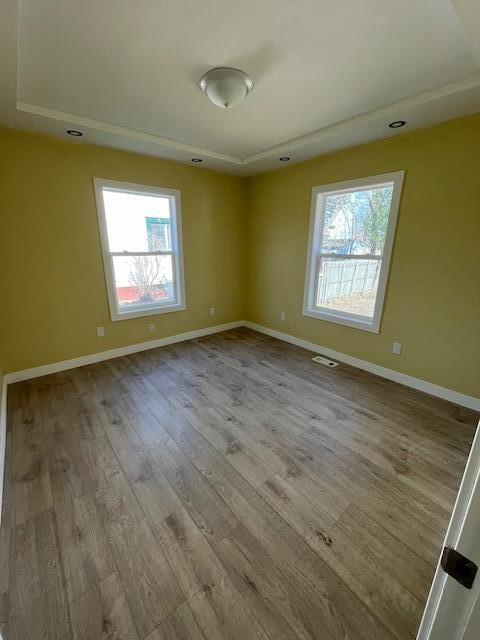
1;0;479;175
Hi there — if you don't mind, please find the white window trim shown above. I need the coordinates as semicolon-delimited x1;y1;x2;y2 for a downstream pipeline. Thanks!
94;178;186;321
303;171;404;333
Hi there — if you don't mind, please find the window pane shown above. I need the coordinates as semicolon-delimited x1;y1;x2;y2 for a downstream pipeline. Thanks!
112;255;175;311
316;258;381;318
320;184;394;255
103;189;172;253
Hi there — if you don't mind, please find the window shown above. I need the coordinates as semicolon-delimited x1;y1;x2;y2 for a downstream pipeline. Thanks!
303;172;404;333
94;178;185;321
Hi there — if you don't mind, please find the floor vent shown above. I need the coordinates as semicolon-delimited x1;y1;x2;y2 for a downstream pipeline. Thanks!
312;355;339;368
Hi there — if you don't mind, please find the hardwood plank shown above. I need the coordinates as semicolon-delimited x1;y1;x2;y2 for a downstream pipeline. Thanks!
217;522;396;640
55;490;115;602
99;404;182;525
4;328;476;640
306;418;459;509
70;572;139;640
277;452;350;522
307;514;422;639
79;436;145;525
70;409;106;442
0;434;13;596
156;405;232;486
144;436;238;545
146;601;206;640
203;399;306;480
188;577;271;640
127;405;171;451
257;473;335;541
153;506;229;600
0;411;16;613
213;537;301;640
79;437;183;637
323;503;434;602
106;516;184;638
43;415;92;502
0;591;8;627
297;427;449;563
9;509;72;640
173;394;275;487
11;398;53;526
216;529;329;640
213;468;397;640
235;329;476;445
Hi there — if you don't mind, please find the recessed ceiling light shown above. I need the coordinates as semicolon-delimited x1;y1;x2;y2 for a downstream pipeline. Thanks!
388;120;406;129
279;156;291;162
67;129;83;137
191;158;203;163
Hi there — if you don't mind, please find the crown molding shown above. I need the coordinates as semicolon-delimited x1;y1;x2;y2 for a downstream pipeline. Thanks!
17;73;480;170
243;75;480;163
16;101;243;164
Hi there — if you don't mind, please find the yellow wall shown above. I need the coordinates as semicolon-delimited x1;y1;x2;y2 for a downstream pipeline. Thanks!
0;128;246;372
1;116;479;398
246;115;480;397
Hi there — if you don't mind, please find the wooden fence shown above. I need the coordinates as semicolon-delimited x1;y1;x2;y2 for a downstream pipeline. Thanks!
317;259;380;304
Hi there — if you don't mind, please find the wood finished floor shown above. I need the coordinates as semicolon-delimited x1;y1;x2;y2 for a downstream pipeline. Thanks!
1;328;478;640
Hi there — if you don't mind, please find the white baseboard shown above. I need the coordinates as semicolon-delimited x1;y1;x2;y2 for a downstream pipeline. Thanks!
4;318;479;410
5;320;244;385
0;376;7;527
0;318;478;528
244;321;480;412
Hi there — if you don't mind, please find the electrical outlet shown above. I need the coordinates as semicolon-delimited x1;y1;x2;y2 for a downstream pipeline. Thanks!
209;307;216;317
392;342;402;355
280;311;286;321
96;326;105;338
148;322;156;333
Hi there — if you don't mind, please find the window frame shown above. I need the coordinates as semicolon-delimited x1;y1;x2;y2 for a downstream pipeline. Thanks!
93;177;186;321
303;171;404;333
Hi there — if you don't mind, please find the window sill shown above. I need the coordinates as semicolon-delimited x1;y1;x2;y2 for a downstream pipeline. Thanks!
302;307;380;333
111;302;186;321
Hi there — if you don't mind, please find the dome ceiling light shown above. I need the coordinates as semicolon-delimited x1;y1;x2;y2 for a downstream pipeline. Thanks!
199;67;253;109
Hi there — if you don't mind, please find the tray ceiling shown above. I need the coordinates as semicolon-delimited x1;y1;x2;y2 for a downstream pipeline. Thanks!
1;0;479;174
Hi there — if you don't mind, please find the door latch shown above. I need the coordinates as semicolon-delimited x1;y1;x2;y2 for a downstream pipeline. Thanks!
441;546;478;589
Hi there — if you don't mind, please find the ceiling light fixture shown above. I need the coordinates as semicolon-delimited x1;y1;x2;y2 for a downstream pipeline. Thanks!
191;158;203;163
67;129;83;136
388;120;406;129
279;156;291;162
199;67;253;109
